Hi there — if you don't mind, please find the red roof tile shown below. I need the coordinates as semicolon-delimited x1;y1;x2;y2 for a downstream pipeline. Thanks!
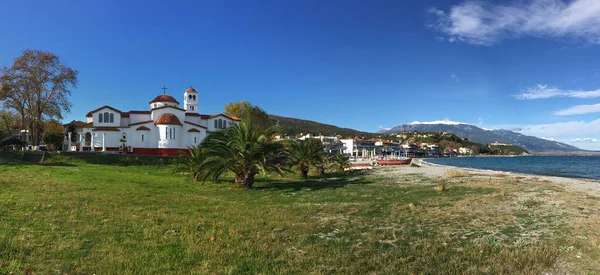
136;126;151;131
155;113;182;126
150;94;179;104
188;128;201;132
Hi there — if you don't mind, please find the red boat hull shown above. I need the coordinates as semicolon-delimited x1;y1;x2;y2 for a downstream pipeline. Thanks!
376;158;412;165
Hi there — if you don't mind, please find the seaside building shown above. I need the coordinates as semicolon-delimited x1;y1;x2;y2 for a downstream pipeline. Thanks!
340;139;376;159
76;87;240;156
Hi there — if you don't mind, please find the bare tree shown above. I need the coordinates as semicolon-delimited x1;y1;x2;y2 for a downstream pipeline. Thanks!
0;50;78;145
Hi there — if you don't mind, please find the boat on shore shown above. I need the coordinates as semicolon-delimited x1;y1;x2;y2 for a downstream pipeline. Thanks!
376;158;412;165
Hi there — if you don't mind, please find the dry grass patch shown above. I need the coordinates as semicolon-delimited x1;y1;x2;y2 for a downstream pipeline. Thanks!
444;169;470;178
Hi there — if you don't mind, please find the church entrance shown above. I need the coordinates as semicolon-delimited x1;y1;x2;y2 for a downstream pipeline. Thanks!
85;133;91;147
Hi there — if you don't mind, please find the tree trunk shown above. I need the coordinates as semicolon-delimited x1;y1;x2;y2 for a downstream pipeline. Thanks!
298;165;309;179
235;173;256;189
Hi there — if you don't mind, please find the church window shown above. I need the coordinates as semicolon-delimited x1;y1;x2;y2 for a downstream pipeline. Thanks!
141;134;144;142
214;120;217;129
194;136;197;143
193;95;196;100
173;127;176;139
109;113;114;123
165;127;168;139
98;113;103;123
188;95;192;99
169;128;172;140
103;112;109;123
218;119;223;129
191;106;194;111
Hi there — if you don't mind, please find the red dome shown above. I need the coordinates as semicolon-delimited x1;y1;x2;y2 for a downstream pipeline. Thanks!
150;94;180;104
155;113;182;125
186;87;197;93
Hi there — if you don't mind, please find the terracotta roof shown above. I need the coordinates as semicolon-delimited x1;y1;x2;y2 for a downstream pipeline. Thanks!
155;113;182;126
129;110;151;114
188;128;201;133
150;94;180;104
129;120;153;126
185;113;201;116
136;126;151;131
85;105;122;117
151;105;186;112
186;87;198;93
92;127;121;132
184;121;207;129
121;112;130;118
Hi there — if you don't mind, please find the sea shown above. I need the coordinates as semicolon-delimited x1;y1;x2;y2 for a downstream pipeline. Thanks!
425;156;600;180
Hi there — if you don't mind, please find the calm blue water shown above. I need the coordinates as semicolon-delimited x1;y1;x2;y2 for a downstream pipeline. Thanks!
426;156;600;180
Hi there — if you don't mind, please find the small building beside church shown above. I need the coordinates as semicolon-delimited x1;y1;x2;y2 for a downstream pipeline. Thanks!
78;87;240;156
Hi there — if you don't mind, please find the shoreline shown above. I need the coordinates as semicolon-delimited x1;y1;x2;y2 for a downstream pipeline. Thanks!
379;159;600;196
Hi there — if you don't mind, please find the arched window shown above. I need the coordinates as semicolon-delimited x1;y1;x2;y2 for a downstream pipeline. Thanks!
165;127;167;139
194;136;197;143
169;128;172;140
98;113;103;123
103;112;109;123
218;119;223;129
141;134;144;142
192;95;196;100
173;127;176;139
214;120;217;129
109;113;114;123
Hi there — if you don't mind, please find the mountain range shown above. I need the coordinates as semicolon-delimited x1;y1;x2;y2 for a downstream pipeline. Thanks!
378;121;581;152
269;115;581;152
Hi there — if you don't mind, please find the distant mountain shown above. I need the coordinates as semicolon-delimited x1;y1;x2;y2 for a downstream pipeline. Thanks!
269;114;375;138
380;122;581;152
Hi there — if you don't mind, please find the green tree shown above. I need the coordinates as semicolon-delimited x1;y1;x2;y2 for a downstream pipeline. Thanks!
224;101;271;129
65;122;77;142
196;121;285;188
42;132;63;151
0;49;78;145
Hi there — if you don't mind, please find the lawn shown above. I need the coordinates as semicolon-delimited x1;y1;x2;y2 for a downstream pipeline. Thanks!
1;154;599;274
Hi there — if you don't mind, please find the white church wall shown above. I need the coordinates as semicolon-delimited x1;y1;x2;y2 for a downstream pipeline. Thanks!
150;102;178;109
130;113;151;124
157;125;182;149
91;107;122;127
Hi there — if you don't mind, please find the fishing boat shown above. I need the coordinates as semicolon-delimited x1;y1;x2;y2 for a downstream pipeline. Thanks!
376;158;412;165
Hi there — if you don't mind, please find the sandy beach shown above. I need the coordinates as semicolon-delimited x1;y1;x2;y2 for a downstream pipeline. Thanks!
369;159;600;196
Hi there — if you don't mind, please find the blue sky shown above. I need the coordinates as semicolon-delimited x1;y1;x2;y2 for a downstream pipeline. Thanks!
1;0;600;149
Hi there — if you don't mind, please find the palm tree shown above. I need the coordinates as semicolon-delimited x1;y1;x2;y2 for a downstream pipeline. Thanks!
175;145;206;181
196;121;285;189
286;140;313;179
331;153;351;172
286;139;325;178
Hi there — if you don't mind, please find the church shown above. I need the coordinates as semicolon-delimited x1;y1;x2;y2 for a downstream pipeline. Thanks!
78;87;240;156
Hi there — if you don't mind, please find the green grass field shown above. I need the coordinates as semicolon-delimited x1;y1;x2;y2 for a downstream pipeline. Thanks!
1;153;599;274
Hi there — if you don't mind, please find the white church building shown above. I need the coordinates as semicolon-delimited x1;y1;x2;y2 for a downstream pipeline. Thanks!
77;87;240;156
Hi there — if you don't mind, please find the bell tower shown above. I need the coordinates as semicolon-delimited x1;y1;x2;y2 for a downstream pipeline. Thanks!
184;86;198;113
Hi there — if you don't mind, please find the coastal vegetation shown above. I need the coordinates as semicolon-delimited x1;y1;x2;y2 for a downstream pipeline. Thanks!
1;153;599;273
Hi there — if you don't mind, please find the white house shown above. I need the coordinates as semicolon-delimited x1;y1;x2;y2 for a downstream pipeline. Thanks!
78;87;240;156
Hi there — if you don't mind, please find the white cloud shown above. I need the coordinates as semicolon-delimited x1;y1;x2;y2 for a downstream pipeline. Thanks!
516;84;600;100
451;73;459;82
555;103;600;115
429;0;600;45
542;136;598;143
493;119;600;150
